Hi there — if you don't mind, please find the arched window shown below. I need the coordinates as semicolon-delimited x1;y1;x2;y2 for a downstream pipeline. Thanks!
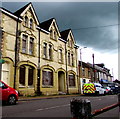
69;73;75;87
54;31;57;40
30;19;33;29
19;65;34;87
24;16;28;27
28;66;34;86
42;68;53;86
50;30;53;39
19;66;25;86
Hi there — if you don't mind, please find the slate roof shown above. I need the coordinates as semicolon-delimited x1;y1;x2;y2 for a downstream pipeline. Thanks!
40;18;54;31
60;29;71;41
14;2;31;17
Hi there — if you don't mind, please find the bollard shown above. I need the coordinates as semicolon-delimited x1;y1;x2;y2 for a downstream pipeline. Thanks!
70;98;92;119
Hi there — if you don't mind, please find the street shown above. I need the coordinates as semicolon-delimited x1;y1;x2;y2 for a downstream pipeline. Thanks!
2;95;119;118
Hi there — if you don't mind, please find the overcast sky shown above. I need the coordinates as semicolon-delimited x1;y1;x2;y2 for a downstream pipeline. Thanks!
1;1;119;80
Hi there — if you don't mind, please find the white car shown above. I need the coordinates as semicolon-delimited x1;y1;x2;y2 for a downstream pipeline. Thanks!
94;83;106;95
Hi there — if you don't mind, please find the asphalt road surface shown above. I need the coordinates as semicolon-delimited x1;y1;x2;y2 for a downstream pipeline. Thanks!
2;95;119;118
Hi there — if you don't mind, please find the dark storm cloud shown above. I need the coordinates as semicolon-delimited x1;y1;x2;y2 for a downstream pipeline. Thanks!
2;2;118;53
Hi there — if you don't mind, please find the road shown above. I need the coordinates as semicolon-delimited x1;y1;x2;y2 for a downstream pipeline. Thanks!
2;95;119;118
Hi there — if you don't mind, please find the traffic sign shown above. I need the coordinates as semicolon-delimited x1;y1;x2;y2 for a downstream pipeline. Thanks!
0;59;5;63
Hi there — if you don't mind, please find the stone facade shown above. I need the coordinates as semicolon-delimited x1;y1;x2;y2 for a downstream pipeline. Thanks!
1;3;79;96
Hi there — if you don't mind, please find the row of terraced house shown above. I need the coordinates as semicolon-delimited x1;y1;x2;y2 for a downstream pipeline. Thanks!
0;2;113;96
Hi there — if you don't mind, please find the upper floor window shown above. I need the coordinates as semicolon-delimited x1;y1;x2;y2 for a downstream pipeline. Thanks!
58;49;62;63
54;31;57;40
50;30;53;39
30;19;33;29
68;52;70;65
48;44;52;60
43;43;47;58
22;35;28;53
88;70;91;78
82;68;85;76
29;37;34;55
71;54;74;66
24;16;28;27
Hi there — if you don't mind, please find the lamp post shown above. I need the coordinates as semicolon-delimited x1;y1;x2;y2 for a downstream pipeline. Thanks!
79;47;87;94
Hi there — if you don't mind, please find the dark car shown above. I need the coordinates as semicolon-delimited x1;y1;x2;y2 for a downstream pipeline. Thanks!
108;83;120;94
0;81;18;105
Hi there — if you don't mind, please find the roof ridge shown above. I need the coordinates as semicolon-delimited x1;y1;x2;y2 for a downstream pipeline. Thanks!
14;2;31;16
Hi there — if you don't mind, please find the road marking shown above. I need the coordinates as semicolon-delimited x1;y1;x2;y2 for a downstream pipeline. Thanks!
36;104;70;111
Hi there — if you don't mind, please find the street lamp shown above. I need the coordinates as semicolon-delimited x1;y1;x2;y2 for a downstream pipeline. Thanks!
79;47;87;94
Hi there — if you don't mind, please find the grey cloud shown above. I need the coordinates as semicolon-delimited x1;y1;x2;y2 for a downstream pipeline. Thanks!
2;2;118;53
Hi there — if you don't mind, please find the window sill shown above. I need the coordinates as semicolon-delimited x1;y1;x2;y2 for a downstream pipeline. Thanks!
21;52;35;57
42;85;53;88
69;86;76;88
42;57;53;61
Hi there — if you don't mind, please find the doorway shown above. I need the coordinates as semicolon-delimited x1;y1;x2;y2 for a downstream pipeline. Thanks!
58;71;65;92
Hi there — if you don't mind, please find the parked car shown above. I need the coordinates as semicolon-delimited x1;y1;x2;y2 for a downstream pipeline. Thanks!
103;86;113;95
108;84;120;94
0;81;18;105
83;83;106;95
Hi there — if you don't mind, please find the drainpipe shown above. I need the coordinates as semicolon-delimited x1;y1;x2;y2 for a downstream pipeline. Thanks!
36;27;41;95
65;41;69;94
14;16;19;89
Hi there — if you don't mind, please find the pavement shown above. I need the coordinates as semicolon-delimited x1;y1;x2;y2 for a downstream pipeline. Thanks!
18;94;81;101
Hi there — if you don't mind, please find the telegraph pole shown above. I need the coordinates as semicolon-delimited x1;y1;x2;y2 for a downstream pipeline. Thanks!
92;54;95;82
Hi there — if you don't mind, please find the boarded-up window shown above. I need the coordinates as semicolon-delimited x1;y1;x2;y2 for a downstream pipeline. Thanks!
42;69;53;86
69;74;75;87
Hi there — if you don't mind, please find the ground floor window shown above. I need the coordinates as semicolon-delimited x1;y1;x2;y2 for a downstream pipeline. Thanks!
19;66;25;86
19;65;34;87
42;68;53;86
69;73;75;87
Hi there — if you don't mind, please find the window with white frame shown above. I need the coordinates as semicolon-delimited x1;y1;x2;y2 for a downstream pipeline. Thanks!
22;35;28;53
42;68;53;86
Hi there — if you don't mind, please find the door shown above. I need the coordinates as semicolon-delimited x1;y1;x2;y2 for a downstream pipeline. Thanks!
58;71;65;92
